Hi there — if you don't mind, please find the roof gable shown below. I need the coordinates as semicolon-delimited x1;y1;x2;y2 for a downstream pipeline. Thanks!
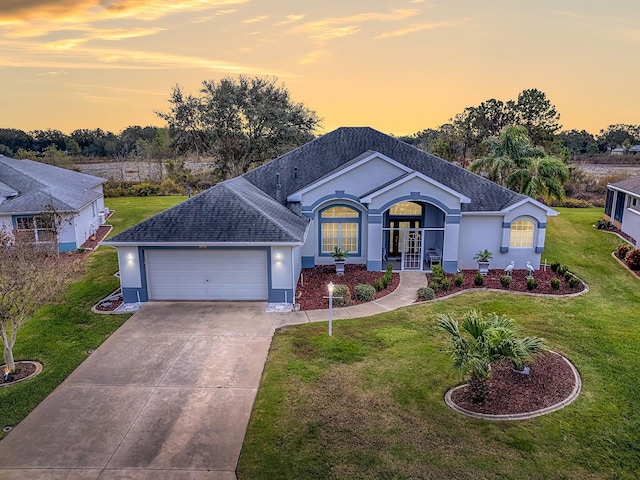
610;177;640;196
243;127;528;212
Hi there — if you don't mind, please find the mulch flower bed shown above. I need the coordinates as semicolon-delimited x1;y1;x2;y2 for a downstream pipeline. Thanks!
450;351;576;415
1;362;37;386
94;290;124;312
80;224;112;250
297;265;400;310
424;268;584;299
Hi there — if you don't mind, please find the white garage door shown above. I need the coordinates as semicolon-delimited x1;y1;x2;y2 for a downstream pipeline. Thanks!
145;249;268;301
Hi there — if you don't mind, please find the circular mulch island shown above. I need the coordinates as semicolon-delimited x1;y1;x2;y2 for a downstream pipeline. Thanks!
1;361;43;387
444;351;581;420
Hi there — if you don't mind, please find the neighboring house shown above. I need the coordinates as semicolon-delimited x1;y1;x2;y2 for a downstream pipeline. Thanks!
105;127;557;304
604;177;640;247
0;155;106;252
611;147;626;155
629;145;640;155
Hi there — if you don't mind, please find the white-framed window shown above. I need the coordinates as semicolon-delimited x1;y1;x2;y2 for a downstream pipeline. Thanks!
15;215;55;243
319;205;360;255
509;220;535;248
92;201;97;217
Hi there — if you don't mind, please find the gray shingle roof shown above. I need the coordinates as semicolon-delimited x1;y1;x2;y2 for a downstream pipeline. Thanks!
243;127;526;212
107;177;308;244
610;177;640;195
0;155;104;214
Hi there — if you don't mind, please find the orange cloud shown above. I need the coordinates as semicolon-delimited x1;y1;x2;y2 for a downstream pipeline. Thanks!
374;20;465;40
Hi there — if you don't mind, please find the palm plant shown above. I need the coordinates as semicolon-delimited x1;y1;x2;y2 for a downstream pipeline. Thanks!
507;156;569;202
438;310;544;403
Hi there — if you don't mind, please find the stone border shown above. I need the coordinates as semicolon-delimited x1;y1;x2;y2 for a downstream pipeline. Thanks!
0;361;43;388
610;252;640;282
444;351;582;421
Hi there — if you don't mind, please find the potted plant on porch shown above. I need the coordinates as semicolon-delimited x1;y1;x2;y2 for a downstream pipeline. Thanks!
474;249;493;276
330;246;349;275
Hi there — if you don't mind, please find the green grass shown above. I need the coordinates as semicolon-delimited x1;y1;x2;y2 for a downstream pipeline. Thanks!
105;195;187;236
238;207;640;479
0;196;183;436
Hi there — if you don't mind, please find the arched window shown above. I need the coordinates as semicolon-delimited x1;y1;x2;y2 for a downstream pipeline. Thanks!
509;220;535;248
319;205;360;255
389;201;422;216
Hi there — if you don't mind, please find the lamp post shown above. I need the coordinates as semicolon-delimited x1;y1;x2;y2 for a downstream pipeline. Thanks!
327;281;334;336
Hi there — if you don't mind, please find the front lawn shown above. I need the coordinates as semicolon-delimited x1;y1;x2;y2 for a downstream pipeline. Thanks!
238;208;640;479
0;196;184;436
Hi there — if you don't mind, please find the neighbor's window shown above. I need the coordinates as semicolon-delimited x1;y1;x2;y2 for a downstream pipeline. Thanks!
15;215;55;243
614;192;626;222
509;220;535;248
604;190;614;216
320;205;360;255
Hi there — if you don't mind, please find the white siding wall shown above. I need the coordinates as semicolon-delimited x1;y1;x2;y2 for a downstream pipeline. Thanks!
271;246;293;289
118;247;142;289
458;215;504;270
300;156;407;205
72;201;100;247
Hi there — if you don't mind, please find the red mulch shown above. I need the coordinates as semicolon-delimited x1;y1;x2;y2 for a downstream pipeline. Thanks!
297;265;400;310
94;292;123;312
425;268;584;299
80;225;112;250
1;362;37;385
451;351;577;415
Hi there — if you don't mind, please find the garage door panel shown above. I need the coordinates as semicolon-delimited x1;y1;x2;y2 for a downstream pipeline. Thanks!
145;249;268;301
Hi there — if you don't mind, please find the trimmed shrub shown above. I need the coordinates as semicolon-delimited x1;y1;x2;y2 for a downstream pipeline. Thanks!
550;278;561;290
626;249;640;270
416;287;435;301
527;278;538;291
595;219;614;230
375;264;395;291
354;284;376;302
332;284;352;307
557;265;568;276
616;244;632;260
500;275;511;289
374;278;385;291
129;182;161;196
564;271;573;282
474;271;484;286
454;274;464;287
550;261;561;273
562;198;594;208
568;277;581;289
440;277;451;292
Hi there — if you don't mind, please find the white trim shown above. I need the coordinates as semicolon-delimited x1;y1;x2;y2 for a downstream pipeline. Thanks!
360;171;471;204
287;151;412;202
609;184;640;197
501;198;558;216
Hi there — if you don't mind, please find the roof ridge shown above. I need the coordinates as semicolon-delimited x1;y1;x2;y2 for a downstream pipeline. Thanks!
224;178;302;240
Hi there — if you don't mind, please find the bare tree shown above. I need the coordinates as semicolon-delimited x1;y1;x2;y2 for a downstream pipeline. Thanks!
0;227;82;373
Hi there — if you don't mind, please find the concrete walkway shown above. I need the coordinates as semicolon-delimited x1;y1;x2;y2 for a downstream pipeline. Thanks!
0;272;424;480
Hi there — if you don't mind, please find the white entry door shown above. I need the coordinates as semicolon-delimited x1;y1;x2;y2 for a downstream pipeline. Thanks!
145;249;268;301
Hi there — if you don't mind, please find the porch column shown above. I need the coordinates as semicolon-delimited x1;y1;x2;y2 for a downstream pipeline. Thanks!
535;222;547;254
442;214;460;273
367;213;383;271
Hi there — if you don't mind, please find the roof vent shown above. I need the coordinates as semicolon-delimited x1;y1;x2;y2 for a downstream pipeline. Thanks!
294;167;298;179
276;173;281;189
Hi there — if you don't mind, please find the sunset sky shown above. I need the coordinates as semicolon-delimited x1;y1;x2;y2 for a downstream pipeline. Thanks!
1;0;638;136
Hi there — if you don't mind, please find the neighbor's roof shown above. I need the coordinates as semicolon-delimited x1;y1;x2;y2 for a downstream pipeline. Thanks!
609;177;640;195
106;176;309;244
243;126;528;212
0;155;105;214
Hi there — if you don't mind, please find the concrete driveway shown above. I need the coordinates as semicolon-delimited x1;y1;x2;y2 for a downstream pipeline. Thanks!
0;302;280;480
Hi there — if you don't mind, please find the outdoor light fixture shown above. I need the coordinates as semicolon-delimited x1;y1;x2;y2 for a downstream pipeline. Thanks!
127;253;134;264
327;281;335;336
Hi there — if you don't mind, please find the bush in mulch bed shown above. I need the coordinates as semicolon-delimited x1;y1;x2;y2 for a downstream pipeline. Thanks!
94;293;124;312
296;265;400;310
420;268;583;301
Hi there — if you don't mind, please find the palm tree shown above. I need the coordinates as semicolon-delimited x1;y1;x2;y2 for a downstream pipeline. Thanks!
469;125;569;203
507;155;569;203
438;310;544;403
469;125;537;185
